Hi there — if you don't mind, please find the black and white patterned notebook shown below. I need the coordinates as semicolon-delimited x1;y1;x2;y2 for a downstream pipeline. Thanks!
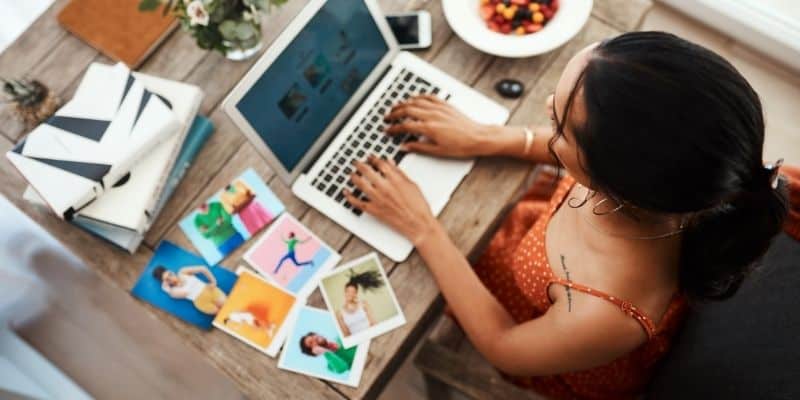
6;62;180;219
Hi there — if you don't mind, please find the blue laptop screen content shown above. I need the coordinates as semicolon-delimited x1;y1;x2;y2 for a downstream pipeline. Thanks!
236;0;389;171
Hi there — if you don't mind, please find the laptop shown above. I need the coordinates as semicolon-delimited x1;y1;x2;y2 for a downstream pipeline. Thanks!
223;0;509;262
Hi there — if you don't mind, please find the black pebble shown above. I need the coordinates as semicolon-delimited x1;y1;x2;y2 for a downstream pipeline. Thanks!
495;79;524;99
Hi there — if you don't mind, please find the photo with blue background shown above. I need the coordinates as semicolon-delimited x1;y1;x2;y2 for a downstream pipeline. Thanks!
131;241;238;329
281;307;360;381
179;168;285;265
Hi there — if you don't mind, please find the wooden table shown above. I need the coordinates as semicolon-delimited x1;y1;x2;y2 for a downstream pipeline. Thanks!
0;0;650;398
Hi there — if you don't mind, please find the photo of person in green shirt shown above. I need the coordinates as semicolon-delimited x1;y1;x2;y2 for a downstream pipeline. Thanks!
298;332;356;374
193;201;245;256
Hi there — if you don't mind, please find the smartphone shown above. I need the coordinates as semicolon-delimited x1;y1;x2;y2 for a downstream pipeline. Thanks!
386;11;432;50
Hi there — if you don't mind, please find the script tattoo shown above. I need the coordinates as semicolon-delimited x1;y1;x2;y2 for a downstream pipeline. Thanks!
560;254;573;312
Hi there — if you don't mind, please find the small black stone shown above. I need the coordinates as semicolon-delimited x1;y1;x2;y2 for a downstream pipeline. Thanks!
495;79;524;99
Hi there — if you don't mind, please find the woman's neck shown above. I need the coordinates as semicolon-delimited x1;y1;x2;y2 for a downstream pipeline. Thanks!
580;189;684;241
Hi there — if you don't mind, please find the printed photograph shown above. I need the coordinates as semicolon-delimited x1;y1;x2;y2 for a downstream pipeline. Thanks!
319;253;406;348
278;306;369;387
131;241;237;330
213;267;299;357
303;54;331;88
244;213;340;297
179;168;285;265
278;83;308;119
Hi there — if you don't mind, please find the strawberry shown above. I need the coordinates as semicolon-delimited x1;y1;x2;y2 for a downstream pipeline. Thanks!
527;23;543;33
488;21;501;32
480;4;495;20
510;0;530;5
500;23;512;33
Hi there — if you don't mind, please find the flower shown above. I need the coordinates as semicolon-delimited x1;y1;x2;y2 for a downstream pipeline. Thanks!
186;1;209;26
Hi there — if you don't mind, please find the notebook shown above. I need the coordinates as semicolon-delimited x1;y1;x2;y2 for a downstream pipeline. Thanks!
57;0;177;68
71;71;204;234
24;116;215;253
7;62;180;220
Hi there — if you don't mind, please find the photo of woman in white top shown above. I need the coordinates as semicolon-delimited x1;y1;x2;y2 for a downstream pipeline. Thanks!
153;265;227;315
335;270;381;336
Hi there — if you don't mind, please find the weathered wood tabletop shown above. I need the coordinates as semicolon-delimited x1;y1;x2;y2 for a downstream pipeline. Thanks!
0;0;650;398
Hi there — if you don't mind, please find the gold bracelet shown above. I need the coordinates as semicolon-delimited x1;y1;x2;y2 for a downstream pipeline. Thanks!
522;126;535;155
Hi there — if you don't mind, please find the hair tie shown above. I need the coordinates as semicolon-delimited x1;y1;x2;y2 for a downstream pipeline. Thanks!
764;158;783;189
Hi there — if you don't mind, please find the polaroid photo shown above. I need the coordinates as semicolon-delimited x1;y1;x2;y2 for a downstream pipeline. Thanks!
131;241;237;330
179;168;285;265
319;252;406;348
278;306;369;387
244;213;340;298
213;267;300;357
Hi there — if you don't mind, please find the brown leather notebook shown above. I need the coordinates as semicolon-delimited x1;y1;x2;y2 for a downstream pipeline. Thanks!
58;0;177;69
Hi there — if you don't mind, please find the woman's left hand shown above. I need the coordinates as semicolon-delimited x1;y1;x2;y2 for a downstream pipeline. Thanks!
344;155;440;246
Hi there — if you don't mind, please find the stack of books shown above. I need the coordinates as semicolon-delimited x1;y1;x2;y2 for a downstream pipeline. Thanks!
7;62;215;253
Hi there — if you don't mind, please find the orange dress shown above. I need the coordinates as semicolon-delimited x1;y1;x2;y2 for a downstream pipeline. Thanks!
473;173;688;400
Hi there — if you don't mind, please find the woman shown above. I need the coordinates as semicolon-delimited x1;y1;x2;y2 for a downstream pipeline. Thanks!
223;303;276;337
299;331;357;374
336;270;380;336
153;265;227;315
220;179;273;234
273;232;315;274
342;31;792;399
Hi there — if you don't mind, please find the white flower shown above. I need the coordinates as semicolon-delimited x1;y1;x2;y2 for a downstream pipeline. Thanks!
186;1;209;26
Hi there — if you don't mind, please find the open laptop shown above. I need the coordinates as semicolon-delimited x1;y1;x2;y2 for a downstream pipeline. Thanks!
223;0;509;262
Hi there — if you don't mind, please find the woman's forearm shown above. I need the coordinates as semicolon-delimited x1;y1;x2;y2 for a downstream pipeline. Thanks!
477;124;557;164
415;221;517;355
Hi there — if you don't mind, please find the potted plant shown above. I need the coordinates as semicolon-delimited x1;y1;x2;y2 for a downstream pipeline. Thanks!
139;0;288;61
2;78;59;127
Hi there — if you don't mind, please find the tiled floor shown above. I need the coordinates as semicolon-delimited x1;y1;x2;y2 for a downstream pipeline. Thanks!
379;4;800;400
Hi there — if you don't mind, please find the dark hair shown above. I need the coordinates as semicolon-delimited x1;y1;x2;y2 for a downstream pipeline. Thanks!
345;269;384;291
152;265;167;281
299;332;316;355
549;31;788;300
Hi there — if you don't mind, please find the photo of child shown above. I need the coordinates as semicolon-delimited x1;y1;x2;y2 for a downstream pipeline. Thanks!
213;267;299;357
319;253;406;348
179;168;284;265
278;306;369;387
131;241;237;330
244;213;340;298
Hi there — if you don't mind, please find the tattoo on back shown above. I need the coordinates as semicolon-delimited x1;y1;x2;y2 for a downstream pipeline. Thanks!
560;254;573;312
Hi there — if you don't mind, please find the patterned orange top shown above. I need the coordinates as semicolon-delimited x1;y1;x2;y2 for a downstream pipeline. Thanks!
473;173;688;400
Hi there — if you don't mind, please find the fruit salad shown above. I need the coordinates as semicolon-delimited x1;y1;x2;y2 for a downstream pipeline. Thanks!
480;0;560;35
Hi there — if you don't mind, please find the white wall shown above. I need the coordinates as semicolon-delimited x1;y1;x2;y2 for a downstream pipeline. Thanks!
0;0;54;53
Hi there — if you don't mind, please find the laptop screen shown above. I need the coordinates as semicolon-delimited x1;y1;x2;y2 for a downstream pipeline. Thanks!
235;0;389;171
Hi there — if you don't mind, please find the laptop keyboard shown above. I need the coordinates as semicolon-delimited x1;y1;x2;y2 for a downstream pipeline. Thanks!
310;69;449;216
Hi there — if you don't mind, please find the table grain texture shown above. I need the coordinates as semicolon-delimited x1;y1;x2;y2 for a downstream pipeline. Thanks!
0;0;650;398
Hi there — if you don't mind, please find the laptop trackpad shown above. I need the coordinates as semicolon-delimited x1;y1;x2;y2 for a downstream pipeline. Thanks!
399;153;473;215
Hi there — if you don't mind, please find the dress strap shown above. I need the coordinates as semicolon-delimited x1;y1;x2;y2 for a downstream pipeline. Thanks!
549;278;657;338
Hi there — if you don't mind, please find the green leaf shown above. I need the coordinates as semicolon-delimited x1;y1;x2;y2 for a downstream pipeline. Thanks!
138;0;161;11
235;22;257;40
219;20;238;39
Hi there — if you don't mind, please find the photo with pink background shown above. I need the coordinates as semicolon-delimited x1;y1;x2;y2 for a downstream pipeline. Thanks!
246;215;334;294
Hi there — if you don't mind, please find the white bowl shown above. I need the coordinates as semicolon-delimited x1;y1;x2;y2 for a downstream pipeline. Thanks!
443;0;593;58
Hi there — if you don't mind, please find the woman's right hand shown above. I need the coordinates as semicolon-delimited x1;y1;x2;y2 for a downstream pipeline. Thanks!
384;95;494;158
